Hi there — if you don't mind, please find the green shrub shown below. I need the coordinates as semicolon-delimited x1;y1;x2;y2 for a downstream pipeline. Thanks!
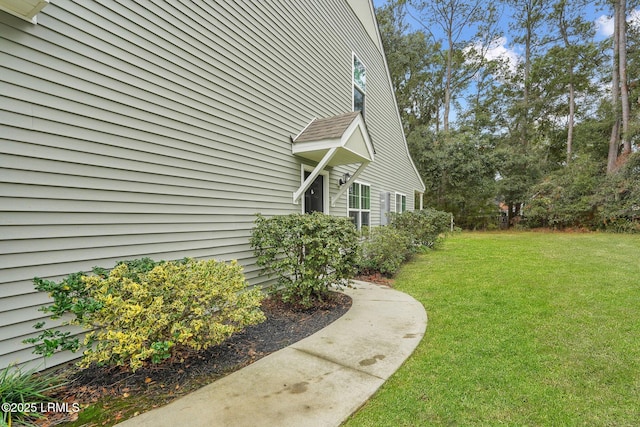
80;259;264;372
388;208;452;248
25;258;264;372
595;152;640;233
24;271;105;357
526;158;601;229
523;155;640;232
358;226;413;277
1;365;65;427
24;258;163;357
250;212;359;307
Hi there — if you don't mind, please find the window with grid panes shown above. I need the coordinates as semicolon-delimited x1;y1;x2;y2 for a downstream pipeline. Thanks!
348;182;370;229
353;54;366;117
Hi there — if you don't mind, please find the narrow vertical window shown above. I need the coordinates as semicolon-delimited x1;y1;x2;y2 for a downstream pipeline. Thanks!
361;184;370;227
353;54;366;117
349;182;370;229
395;193;407;213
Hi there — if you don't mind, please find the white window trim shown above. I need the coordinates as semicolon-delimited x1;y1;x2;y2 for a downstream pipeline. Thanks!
352;52;366;114
301;164;329;214
395;192;407;213
348;180;371;229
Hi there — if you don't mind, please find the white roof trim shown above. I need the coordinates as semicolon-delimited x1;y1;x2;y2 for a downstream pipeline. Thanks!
291;112;375;205
291;112;374;167
293;147;338;204
0;0;48;24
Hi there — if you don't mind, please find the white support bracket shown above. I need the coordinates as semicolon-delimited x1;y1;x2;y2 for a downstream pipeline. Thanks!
292;147;338;204
330;161;369;207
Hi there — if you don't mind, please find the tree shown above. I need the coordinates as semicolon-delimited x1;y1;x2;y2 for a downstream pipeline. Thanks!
405;0;501;131
504;0;550;148
377;0;640;231
547;0;599;163
495;144;545;224
526;40;601;166
376;2;443;136
618;0;632;156
410;130;499;229
608;0;632;173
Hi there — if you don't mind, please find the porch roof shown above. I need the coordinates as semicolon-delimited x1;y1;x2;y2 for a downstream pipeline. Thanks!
292;112;375;166
291;112;375;206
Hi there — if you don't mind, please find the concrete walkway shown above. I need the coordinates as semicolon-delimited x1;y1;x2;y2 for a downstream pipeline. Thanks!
116;281;427;427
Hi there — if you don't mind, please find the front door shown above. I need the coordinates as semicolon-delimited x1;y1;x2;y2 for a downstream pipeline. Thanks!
304;171;324;214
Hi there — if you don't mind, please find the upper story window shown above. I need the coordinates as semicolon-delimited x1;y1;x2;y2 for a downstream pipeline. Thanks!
353;54;366;117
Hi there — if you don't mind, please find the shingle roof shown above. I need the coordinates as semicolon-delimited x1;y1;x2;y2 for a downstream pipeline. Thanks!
294;112;361;143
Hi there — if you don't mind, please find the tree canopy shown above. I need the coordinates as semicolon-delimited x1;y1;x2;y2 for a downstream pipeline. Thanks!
376;0;640;231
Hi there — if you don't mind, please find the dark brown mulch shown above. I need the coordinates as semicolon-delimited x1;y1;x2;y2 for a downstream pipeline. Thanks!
41;292;351;425
355;273;395;287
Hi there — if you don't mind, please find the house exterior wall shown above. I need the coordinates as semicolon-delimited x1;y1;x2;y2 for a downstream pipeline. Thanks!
0;0;424;370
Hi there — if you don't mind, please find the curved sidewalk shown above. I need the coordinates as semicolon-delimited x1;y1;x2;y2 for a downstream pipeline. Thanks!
117;281;427;427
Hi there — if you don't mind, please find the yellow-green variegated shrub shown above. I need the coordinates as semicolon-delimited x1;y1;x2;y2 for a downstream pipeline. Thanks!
80;259;264;372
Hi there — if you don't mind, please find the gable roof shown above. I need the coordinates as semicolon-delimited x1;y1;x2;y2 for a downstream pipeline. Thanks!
345;0;384;55
291;112;375;205
292;112;375;167
294;111;361;143
356;0;426;193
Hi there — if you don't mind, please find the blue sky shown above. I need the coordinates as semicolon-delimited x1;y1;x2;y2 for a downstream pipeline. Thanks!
370;0;640;124
371;0;639;71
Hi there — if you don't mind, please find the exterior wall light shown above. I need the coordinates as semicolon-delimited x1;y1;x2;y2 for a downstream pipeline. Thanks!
339;172;351;186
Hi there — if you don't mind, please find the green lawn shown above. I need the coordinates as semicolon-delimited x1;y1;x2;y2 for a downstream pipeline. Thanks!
345;231;640;426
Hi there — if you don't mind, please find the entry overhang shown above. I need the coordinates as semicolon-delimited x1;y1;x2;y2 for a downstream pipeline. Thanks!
0;0;48;23
291;112;375;204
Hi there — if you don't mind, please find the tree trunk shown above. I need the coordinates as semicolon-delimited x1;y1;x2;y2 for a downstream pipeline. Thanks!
558;3;575;164
607;0;621;174
608;120;620;173
521;4;532;149
567;80;575;164
444;32;453;132
618;0;631;156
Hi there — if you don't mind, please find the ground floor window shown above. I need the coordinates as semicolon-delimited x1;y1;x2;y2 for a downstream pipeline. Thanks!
395;193;407;213
349;182;370;229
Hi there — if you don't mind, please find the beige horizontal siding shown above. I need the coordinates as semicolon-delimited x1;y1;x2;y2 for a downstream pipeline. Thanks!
1;323;77;356
0;315;64;342
0;0;424;370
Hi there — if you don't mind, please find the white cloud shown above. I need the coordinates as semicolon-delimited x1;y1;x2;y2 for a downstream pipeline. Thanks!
595;14;614;38
595;9;640;38
485;37;520;73
465;37;520;76
631;8;640;30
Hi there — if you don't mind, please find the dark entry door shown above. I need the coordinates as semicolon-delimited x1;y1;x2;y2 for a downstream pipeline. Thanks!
304;171;324;214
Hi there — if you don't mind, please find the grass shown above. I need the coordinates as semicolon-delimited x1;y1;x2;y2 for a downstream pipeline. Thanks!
344;231;640;426
0;365;65;427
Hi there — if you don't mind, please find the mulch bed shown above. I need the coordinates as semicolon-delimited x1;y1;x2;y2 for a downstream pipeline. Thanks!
37;292;351;426
355;272;395;287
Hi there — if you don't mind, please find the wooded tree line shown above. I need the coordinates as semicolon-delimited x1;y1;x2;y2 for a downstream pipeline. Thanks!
377;0;640;231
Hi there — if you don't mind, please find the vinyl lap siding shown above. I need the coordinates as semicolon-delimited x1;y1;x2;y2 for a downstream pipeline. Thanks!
0;0;423;369
340;2;425;221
